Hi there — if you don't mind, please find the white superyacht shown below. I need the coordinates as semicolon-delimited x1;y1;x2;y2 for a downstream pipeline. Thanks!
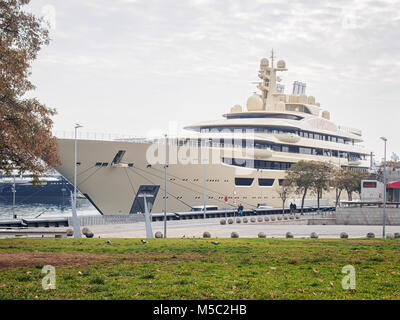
56;53;370;214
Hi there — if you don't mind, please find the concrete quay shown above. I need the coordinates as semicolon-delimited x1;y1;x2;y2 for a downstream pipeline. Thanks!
88;217;400;239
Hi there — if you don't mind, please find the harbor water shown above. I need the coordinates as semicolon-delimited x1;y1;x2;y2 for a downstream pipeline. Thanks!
0;199;100;220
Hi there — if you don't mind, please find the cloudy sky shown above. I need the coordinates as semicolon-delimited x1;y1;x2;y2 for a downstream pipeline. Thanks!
26;0;400;162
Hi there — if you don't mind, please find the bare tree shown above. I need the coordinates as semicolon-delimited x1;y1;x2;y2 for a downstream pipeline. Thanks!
276;179;293;214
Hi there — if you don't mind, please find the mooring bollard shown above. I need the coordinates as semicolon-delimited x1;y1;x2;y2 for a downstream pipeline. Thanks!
250;217;256;223
85;231;94;238
340;232;348;239
155;231;163;238
243;217;248;223
264;216;270;222
236;218;241;224
81;227;89;236
286;232;294;238
203;231;211;238
310;232;318;239
258;232;266;238
366;232;375;239
66;229;74;237
231;232;239;238
257;217;263;223
228;218;234;224
395;232;400;238
220;219;226;225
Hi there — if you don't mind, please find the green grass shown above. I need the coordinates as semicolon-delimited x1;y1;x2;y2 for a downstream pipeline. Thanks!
0;238;400;300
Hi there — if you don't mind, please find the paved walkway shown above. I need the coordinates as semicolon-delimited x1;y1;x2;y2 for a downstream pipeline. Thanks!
88;217;400;239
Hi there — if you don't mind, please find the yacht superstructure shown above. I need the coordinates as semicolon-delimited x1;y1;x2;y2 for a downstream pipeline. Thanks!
56;53;370;214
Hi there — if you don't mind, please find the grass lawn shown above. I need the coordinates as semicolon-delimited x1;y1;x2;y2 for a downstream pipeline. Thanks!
0;238;399;300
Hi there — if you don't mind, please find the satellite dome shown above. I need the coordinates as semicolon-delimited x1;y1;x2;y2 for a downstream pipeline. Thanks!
246;93;263;111
230;104;242;113
277;60;286;69
260;58;269;69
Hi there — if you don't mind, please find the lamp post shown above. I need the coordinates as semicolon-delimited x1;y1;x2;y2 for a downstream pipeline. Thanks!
12;173;16;219
380;136;387;238
164;134;167;238
203;139;208;220
72;124;83;238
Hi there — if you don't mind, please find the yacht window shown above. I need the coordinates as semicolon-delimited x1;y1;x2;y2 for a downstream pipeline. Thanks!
259;179;275;186
299;147;312;154
226;113;303;120
323;150;331;157
223;158;294;171
289;146;299;153
235;178;254;186
313;148;323;156
271;145;281;152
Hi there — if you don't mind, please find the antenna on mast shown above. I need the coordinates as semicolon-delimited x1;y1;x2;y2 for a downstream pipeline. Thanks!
270;49;275;68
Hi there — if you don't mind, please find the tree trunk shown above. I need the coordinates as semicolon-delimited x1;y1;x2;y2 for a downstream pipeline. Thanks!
336;189;342;206
317;189;320;211
301;189;307;214
347;190;352;201
282;199;285;215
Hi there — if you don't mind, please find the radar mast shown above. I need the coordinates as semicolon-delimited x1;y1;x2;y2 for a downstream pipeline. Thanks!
256;49;287;110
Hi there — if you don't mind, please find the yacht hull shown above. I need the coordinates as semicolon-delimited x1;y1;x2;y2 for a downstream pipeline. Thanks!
56;138;355;215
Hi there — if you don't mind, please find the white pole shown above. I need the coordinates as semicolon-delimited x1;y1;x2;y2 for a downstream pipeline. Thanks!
143;195;153;238
381;137;387;238
72;124;82;238
203;139;207;219
12;174;16;219
164;134;167;238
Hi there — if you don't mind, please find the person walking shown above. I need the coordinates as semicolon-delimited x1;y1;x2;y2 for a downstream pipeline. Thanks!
238;204;244;216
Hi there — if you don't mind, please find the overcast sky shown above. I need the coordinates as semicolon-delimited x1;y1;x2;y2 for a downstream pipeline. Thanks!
26;0;400;162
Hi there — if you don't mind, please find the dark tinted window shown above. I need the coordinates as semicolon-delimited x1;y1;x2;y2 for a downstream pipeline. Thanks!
235;178;254;186
259;179;275;186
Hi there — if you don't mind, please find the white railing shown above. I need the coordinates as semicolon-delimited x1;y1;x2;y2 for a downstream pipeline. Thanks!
337;125;362;136
68;214;145;226
54;131;148;143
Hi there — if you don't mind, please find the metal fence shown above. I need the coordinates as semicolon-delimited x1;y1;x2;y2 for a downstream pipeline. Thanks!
69;214;145;226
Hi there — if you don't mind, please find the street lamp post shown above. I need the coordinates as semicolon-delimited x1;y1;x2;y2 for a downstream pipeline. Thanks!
12;173;16;219
380;137;387;238
164;134;167;238
203;139;208;220
72;124;83;238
